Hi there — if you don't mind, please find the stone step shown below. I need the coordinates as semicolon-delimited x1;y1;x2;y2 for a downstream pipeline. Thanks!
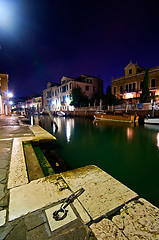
23;143;44;181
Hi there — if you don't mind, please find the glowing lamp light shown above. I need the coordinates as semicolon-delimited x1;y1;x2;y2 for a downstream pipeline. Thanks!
0;1;16;31
6;92;13;98
125;93;133;99
9;101;13;105
66;97;71;104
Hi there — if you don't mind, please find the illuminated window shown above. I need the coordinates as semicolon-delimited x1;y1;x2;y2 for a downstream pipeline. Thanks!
129;69;132;74
151;78;156;88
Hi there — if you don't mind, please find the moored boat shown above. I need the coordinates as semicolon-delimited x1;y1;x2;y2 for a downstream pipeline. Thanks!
57;111;66;117
144;117;159;125
94;111;139;123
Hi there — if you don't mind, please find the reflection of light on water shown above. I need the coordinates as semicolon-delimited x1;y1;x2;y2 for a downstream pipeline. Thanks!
66;119;74;143
56;118;62;132
52;123;56;133
127;128;133;140
31;116;34;126
157;133;159;148
66;120;71;142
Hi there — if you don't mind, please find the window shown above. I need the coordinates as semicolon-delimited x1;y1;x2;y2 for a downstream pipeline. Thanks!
140;81;143;90
85;86;89;91
129;83;132;92
120;85;123;93
93;87;95;92
62;86;66;92
55;90;57;96
47;91;51;98
67;85;68;90
125;84;128;92
151;78;156;88
52;91;54;97
113;87;116;94
129;69;132;74
133;82;136;91
70;83;72;89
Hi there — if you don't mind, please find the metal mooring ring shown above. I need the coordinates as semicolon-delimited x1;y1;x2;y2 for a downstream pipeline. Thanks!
53;208;68;221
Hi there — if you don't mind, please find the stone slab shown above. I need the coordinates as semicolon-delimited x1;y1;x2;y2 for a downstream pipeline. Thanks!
27;223;51;240
45;204;77;232
0;210;6;227
112;198;159;239
61;165;138;221
7;138;29;189
90;218;127;239
29;125;56;141
0;169;7;182
25;211;47;231
9;174;72;221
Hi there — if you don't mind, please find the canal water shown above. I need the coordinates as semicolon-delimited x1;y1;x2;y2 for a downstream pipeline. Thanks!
40;116;159;208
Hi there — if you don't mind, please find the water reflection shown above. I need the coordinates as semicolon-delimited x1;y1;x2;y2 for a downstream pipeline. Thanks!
66;118;74;142
127;128;133;140
40;116;159;208
157;133;159;148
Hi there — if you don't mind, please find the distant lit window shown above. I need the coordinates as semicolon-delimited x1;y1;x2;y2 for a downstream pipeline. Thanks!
85;86;89;91
113;87;116;94
140;81;143;89
129;69;132;74
120;85;123;93
151;78;156;88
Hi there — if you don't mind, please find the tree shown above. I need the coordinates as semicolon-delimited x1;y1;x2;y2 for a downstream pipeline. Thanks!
140;68;150;103
70;87;89;107
103;85;119;106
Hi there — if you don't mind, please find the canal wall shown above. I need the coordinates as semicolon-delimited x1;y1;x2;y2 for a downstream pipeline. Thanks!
0;116;159;239
66;109;159;122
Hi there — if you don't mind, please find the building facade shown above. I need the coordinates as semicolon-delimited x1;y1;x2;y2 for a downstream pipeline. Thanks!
0;73;9;115
43;74;103;111
111;61;159;101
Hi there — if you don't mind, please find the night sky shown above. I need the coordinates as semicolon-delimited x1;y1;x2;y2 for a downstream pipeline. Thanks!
0;0;159;97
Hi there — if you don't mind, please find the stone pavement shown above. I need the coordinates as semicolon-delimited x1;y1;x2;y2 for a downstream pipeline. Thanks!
0;115;159;240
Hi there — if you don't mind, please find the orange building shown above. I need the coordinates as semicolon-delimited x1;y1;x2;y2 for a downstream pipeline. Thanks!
111;61;159;101
0;73;9;115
